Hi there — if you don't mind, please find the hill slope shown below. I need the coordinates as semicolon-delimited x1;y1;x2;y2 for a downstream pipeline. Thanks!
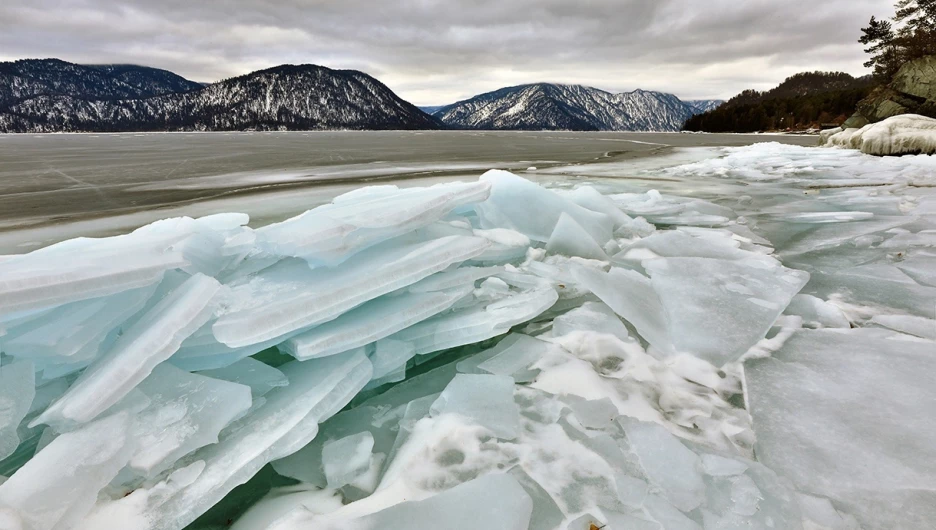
0;61;441;132
684;72;875;132
433;83;697;131
0;59;203;108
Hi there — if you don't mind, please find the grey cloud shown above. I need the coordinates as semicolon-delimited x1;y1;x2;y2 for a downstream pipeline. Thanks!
0;0;895;103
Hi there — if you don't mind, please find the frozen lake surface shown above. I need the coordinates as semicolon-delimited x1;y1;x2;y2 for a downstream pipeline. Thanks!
1;133;933;530
0;131;814;252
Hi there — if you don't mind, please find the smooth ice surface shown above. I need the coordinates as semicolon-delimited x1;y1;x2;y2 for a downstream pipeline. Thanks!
391;281;558;356
622;420;705;512
429;374;520;440
256;181;491;267
0;243;184;315
2;286;156;367
870;314;936;340
551;302;631;342
576;256;808;365
642;256;808;364
746;329;936;529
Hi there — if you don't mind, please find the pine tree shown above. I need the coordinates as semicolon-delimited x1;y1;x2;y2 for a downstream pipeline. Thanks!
859;16;900;81
894;0;936;58
895;0;936;33
861;1;936;83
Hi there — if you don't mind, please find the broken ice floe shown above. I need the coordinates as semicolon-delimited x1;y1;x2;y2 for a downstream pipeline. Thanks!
0;146;934;530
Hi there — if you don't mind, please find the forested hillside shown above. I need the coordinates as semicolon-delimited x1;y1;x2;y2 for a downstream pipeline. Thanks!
683;73;874;132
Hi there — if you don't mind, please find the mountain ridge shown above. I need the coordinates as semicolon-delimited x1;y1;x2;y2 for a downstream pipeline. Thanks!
0;59;717;133
433;83;706;131
0;59;204;109
0;61;441;132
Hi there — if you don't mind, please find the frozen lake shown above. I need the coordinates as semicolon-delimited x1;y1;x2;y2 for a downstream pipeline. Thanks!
1;134;934;530
0;131;815;252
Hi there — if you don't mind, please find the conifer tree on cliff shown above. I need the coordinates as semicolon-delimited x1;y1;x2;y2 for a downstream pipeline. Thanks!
861;0;936;83
894;0;936;57
859;17;899;81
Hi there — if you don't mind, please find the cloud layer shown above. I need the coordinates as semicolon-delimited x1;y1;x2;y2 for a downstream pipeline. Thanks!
0;0;895;104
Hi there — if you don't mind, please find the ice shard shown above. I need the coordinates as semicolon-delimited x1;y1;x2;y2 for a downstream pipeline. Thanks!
546;212;608;261
257;181;491;266
76;350;372;530
391;284;558;356
127;364;252;477
197;357;288;398
0;412;136;530
213;236;490;348
475;170;613;244
32;274;221;429
0;361;35;461
279;288;468;360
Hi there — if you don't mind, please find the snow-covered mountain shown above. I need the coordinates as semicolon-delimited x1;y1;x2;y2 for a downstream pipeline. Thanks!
433;83;700;131
0;61;441;132
686;99;725;114
0;59;203;108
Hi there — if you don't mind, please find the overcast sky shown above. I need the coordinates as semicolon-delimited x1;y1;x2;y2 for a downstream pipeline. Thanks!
0;0;896;105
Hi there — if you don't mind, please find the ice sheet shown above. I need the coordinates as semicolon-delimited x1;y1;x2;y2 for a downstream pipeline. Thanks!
0;156;931;530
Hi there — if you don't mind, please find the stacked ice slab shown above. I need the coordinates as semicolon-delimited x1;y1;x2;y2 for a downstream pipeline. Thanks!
0;156;933;530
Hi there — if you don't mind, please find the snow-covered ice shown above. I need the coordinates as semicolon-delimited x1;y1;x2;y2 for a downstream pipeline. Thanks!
822;114;936;156
0;142;933;530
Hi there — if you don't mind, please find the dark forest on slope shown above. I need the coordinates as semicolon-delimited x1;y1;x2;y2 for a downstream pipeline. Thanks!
682;72;874;133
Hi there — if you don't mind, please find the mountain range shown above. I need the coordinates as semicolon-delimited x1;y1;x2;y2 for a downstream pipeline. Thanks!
0;60;439;132
431;83;716;131
0;59;720;133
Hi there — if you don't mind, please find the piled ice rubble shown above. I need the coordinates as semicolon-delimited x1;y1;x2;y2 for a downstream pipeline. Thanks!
821;114;936;156
0;150;934;530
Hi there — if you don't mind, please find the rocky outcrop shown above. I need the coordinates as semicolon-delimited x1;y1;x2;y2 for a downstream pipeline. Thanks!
848;56;936;125
892;55;936;101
